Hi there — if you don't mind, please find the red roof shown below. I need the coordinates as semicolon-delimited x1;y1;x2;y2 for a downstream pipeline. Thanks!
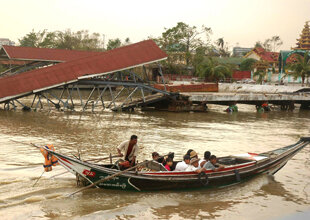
2;45;102;62
0;60;30;65
0;40;167;101
286;53;299;63
252;48;279;62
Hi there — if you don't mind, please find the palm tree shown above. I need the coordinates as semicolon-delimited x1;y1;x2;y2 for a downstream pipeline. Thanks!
240;58;257;71
197;57;232;82
216;38;224;49
288;53;310;86
253;70;267;84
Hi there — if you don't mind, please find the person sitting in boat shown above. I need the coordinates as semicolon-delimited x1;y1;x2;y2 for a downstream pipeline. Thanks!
198;151;211;168
175;155;191;171
203;155;224;171
189;150;198;159
185;158;204;173
164;157;173;171
186;149;194;156
152;152;160;162
117;135;138;168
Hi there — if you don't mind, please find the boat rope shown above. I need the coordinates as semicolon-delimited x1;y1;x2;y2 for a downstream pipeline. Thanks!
32;171;45;187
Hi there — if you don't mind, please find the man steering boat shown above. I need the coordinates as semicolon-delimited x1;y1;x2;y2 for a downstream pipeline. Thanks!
117;135;139;168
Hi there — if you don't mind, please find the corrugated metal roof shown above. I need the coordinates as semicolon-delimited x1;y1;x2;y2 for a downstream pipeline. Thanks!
0;40;167;102
2;45;102;62
0;60;29;65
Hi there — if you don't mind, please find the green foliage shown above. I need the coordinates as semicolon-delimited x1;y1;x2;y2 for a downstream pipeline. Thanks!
164;63;188;75
155;22;212;66
56;30;103;50
196;57;232;81
216;38;230;57
288;53;310;85
192;46;207;73
106;37;132;50
106;38;122;50
19;29;105;51
253;70;267;84
254;41;263;48
240;58;257;71
19;29;56;48
254;36;283;52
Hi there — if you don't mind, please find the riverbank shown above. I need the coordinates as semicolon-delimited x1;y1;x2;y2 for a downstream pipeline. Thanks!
219;83;310;94
162;81;310;94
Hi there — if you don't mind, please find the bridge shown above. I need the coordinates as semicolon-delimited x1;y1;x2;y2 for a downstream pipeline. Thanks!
0;40;186;112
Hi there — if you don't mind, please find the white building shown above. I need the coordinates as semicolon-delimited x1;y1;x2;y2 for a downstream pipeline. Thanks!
0;38;15;47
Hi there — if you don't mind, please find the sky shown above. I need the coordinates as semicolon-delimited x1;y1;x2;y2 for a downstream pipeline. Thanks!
1;0;310;51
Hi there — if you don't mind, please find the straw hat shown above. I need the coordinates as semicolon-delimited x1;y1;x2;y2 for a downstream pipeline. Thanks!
190;150;198;158
190;158;199;165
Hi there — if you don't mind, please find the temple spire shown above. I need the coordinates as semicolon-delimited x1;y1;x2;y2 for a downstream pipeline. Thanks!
292;21;310;50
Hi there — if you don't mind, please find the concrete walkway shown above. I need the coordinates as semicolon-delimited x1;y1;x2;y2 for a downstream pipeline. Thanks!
219;83;310;94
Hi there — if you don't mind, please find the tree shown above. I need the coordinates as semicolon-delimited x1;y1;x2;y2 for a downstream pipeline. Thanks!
124;37;131;46
106;38;131;50
216;38;230;57
288;53;310;86
240;58;257;71
254;36;283;52
192;46;207;74
254;41;263;48
253;69;267;84
263;39;271;52
196;57;232;81
270;36;283;52
19;29;105;51
54;30;103;51
156;22;212;66
216;38;224;49
19;29;56;48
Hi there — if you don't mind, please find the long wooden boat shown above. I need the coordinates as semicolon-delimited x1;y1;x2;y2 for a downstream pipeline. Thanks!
47;137;310;191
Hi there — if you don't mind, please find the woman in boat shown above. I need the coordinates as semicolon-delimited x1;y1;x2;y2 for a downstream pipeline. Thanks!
164;157;173;171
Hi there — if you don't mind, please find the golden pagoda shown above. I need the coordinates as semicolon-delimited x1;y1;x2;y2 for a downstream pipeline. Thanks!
292;21;310;50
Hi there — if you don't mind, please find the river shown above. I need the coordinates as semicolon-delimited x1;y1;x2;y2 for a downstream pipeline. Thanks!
0;104;309;220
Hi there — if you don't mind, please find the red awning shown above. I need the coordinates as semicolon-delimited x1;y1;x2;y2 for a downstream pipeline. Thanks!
0;40;167;101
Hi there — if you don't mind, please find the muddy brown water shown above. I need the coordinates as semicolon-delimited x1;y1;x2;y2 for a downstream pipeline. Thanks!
0;104;309;220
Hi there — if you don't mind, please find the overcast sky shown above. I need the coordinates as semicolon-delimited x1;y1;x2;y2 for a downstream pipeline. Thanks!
2;0;310;51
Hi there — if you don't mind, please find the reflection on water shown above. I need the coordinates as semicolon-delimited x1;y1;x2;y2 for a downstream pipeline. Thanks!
0;105;310;219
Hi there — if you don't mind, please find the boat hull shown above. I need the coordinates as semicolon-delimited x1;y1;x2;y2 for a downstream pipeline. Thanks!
50;137;310;191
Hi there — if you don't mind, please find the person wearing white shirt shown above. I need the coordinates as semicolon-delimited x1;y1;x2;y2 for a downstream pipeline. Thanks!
175;155;191;171
117;135;138;167
185;158;200;171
